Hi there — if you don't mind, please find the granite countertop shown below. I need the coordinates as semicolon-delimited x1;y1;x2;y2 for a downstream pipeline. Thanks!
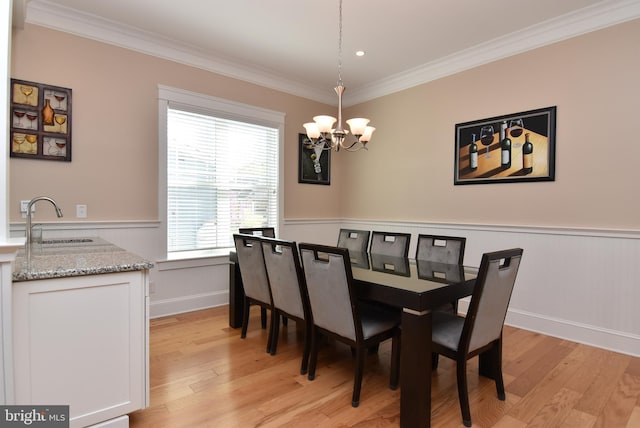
12;237;154;282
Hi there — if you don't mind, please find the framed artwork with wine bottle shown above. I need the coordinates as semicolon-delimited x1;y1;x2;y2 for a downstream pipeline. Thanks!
454;106;556;185
298;133;331;185
9;78;72;162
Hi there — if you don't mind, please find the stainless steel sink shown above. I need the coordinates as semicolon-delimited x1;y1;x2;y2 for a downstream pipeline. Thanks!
42;238;94;245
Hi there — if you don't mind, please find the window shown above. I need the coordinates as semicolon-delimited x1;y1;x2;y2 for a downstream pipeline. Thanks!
159;86;283;255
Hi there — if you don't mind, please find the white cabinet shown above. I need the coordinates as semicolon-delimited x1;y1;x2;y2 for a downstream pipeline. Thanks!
12;270;149;428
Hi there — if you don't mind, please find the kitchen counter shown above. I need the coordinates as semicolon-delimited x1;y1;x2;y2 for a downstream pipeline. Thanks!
12;237;154;281
11;236;151;426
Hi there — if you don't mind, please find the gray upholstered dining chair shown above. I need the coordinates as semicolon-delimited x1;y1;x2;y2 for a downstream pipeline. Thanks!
232;234;274;353
337;229;370;254
299;243;401;407
415;234;466;264
430;248;523;427
238;227;276;326
369;231;411;258
238;227;276;238
416;234;467;312
260;237;312;374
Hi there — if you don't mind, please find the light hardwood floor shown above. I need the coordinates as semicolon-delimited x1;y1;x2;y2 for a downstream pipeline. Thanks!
130;306;640;427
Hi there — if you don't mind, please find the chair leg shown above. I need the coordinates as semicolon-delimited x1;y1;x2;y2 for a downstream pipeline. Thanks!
300;319;311;375
269;312;280;355
492;342;506;400
390;333;400;390
265;308;274;354
308;327;318;381
432;352;439;369
261;307;267;329
456;358;472;427
352;347;366;407
240;298;251;339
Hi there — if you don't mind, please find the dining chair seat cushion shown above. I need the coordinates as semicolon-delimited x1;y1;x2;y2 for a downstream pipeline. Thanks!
431;311;465;351
358;302;401;339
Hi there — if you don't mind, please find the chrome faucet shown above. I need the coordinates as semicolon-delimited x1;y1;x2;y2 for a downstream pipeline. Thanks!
25;196;63;259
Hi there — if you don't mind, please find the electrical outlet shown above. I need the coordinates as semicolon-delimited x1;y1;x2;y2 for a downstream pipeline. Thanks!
20;200;35;218
76;204;87;218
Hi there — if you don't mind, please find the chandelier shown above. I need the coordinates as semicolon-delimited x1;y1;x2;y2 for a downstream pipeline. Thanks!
302;0;375;152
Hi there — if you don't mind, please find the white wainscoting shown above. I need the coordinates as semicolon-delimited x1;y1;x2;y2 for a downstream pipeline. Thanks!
284;219;640;357
10;219;640;357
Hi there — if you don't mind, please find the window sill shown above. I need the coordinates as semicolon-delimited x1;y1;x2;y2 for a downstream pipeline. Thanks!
156;248;233;271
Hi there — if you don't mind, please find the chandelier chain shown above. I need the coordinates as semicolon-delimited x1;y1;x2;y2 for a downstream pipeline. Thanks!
337;0;343;86
301;0;375;152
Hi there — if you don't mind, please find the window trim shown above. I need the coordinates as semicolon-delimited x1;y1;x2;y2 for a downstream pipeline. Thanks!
158;84;285;258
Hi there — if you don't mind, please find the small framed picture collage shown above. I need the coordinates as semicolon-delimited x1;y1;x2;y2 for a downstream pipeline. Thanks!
10;78;72;162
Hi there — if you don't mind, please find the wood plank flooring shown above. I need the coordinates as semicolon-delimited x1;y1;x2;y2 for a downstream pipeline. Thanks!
129;306;640;427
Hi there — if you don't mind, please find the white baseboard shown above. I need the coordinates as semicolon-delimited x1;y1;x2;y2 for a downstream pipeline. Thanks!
457;300;640;357
149;290;228;319
88;415;129;428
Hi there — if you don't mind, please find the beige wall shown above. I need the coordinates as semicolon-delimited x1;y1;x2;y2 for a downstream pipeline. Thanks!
9;24;343;222
10;19;640;231
341;18;640;229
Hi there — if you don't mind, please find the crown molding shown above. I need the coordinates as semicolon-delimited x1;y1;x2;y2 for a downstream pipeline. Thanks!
25;0;336;105
25;0;640;106
348;0;640;104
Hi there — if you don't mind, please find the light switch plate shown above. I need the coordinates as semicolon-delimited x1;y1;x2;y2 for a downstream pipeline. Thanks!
76;204;87;218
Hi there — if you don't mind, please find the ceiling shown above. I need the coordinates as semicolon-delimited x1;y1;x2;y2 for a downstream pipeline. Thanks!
14;0;640;105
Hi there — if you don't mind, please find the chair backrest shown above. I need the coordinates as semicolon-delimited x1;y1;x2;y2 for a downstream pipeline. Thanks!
337;229;370;254
415;234;466;264
299;243;361;341
233;234;271;304
462;248;523;353
260;237;308;321
238;227;276;238
369;231;411;258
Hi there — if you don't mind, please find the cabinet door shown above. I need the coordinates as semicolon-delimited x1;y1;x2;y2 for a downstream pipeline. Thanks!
13;271;148;427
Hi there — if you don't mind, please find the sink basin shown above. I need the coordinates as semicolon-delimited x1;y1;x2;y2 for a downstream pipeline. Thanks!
41;238;94;245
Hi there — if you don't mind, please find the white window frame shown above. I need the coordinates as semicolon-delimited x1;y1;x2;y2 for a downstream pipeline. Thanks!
158;85;285;259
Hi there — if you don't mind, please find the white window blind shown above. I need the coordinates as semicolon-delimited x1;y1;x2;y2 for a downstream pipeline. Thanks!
166;106;279;253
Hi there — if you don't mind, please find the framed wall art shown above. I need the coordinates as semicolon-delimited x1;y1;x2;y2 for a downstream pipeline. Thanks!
454;106;556;185
298;133;331;185
10;78;72;162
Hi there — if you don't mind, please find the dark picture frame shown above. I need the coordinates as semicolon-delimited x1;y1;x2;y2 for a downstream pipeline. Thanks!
298;133;331;185
10;78;72;162
454;106;556;185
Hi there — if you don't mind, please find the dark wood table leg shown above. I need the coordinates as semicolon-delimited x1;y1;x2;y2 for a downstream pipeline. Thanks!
228;258;245;328
400;308;432;428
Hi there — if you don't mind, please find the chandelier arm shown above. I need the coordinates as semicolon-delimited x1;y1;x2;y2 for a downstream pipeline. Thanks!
342;140;366;152
303;138;335;152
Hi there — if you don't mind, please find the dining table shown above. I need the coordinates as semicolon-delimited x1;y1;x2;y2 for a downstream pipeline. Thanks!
228;250;485;428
